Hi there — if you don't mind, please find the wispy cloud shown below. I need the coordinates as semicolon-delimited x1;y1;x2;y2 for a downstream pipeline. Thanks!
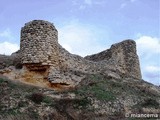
58;20;107;56
72;0;78;5
136;36;160;55
79;5;86;10
130;0;137;3
136;36;160;85
120;0;137;9
0;28;14;40
145;66;160;73
144;65;160;85
72;0;105;10
0;41;19;55
84;0;92;5
120;3;127;8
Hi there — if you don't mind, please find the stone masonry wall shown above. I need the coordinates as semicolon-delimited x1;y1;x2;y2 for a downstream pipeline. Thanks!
20;20;59;68
17;20;142;87
85;40;142;79
85;40;142;78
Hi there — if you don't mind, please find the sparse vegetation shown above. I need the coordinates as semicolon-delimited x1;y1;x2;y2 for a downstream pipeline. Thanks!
42;96;53;105
140;98;159;109
15;63;23;69
0;75;160;120
28;93;44;104
75;74;116;101
0;54;22;69
0;78;5;83
27;92;54;105
73;97;91;109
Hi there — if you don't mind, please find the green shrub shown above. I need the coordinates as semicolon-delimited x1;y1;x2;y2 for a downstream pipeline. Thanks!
27;93;54;105
42;96;53;105
28;93;44;104
15;63;23;69
75;82;116;101
0;78;5;83
91;74;103;81
141;98;159;109
75;74;116;101
18;101;28;107
133;98;160;111
7;108;21;116
73;97;91;109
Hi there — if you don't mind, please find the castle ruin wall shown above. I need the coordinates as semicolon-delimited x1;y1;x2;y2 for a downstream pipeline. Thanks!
20;20;59;70
18;20;142;87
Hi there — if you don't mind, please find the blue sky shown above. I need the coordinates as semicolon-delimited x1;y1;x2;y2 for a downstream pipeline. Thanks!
0;0;159;85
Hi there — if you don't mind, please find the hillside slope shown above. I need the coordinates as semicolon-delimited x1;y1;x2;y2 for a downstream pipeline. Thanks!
0;74;159;120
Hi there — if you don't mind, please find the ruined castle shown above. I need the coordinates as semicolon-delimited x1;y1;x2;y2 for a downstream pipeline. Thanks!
1;20;142;89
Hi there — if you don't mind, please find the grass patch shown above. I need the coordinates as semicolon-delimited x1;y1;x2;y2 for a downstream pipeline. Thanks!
42;96;53;105
18;101;28;107
0;77;18;89
75;75;116;101
132;98;160;111
27;93;44;104
0;78;5;83
27;108;40;119
141;98;159;109
27;93;54;105
89;83;116;101
7;108;21;116
0;105;21;116
73;97;91;109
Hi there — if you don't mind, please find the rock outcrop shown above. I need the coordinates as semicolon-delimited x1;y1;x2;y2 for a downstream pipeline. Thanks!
0;20;142;89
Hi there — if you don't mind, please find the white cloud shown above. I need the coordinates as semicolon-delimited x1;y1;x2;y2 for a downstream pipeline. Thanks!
84;0;92;5
58;21;107;57
79;5;86;10
94;1;106;5
130;0;137;2
145;66;160;73
62;44;72;52
135;36;160;85
0;41;19;55
72;0;78;5
136;36;160;56
120;3;127;8
120;0;137;9
0;28;19;55
72;0;105;10
0;28;14;40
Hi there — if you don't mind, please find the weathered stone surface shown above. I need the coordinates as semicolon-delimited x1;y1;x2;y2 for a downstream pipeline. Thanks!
20;20;58;66
85;40;142;79
0;20;142;89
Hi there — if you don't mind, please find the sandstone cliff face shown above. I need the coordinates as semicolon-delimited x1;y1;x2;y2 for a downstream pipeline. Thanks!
0;20;142;89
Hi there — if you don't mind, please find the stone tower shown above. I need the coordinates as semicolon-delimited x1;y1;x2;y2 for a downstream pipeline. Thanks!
20;20;59;70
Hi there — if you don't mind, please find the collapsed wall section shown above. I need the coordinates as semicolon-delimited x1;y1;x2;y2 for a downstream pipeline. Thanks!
48;44;122;87
85;40;142;79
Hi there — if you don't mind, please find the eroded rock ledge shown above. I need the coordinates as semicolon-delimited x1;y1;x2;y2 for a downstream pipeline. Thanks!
0;20;142;90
